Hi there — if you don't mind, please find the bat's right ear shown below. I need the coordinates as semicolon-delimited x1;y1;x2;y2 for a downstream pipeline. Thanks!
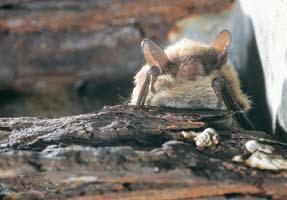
141;38;169;72
211;29;232;66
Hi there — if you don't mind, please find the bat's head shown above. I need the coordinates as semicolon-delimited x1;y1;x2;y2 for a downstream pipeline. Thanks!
141;30;232;80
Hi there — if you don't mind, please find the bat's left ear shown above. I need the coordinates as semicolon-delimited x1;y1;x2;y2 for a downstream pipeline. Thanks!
211;29;232;66
141;38;169;73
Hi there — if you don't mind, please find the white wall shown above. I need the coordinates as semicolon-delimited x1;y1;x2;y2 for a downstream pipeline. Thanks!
240;0;287;132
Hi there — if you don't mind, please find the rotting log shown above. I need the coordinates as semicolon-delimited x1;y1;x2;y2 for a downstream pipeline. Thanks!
0;105;286;200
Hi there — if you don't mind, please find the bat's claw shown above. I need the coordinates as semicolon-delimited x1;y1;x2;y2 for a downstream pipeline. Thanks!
212;76;225;109
150;86;156;94
136;65;160;106
212;75;255;130
148;66;160;94
216;100;222;109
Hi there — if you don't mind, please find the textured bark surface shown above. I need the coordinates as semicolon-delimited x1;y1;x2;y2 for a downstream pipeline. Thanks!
0;105;286;199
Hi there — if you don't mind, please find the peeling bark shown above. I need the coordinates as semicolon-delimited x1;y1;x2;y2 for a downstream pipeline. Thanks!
0;105;286;199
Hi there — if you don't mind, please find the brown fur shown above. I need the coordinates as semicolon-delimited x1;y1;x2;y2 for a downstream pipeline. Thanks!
130;38;251;112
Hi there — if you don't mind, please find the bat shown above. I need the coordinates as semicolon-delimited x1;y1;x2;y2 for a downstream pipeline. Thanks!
130;30;255;130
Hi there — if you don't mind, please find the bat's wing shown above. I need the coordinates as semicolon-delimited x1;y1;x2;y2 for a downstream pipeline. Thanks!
213;76;255;130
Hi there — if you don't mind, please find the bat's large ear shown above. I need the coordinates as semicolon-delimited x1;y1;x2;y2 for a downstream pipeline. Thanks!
211;29;232;66
141;38;169;72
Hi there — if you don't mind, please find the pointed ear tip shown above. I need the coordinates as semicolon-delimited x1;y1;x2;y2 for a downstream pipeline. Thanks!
141;38;152;48
222;29;231;34
221;29;232;39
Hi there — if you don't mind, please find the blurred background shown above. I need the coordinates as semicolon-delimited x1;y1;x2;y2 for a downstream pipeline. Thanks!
0;0;286;137
0;0;239;117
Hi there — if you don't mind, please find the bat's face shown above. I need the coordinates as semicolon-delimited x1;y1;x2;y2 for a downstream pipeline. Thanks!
131;29;254;129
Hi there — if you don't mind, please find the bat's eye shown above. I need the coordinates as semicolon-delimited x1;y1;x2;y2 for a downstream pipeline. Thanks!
201;49;221;74
177;59;200;80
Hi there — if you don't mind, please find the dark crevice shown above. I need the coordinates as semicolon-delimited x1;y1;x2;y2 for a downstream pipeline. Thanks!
0;4;28;11
0;75;134;117
240;24;272;134
76;75;134;106
275;120;287;142
27;158;43;172
0;127;12;132
0;89;24;105
122;183;132;191
225;193;272;200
